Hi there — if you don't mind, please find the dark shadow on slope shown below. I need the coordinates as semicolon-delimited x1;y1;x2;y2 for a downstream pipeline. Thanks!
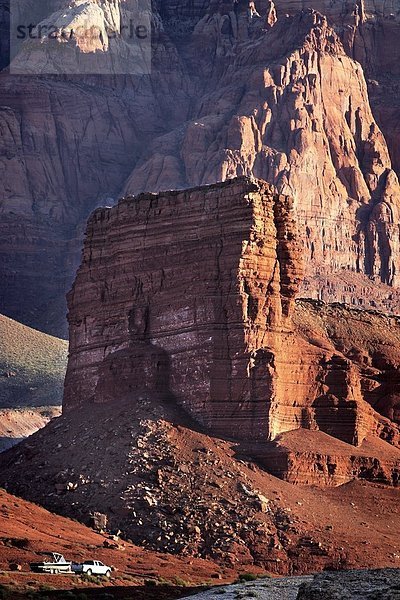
0;582;210;600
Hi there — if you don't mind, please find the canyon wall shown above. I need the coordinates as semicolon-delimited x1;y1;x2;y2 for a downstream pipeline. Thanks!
1;0;400;333
0;1;192;335
125;8;400;312
65;178;399;457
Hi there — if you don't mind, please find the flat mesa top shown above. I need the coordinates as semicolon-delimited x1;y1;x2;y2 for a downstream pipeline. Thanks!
90;177;279;221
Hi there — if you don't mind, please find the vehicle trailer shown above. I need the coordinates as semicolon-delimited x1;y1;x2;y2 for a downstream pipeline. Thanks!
30;552;72;574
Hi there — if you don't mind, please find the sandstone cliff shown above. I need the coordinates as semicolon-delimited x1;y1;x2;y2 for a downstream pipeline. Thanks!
64;178;399;484
0;2;400;575
125;8;400;313
65;178;304;443
1;1;400;333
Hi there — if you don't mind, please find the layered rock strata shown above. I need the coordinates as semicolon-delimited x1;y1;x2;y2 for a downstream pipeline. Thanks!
65;178;400;464
2;1;400;332
125;9;400;312
65;177;304;441
0;0;191;335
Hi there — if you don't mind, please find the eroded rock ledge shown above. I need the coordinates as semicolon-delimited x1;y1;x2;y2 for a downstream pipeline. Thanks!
65;177;399;485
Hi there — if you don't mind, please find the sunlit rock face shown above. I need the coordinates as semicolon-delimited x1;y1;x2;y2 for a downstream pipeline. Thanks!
64;178;399;465
8;0;153;76
124;8;400;309
1;0;400;334
65;178;304;442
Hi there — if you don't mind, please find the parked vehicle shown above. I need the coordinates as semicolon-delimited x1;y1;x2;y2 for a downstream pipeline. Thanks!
72;559;112;578
30;552;72;574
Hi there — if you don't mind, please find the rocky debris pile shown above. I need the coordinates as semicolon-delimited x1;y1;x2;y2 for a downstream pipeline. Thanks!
0;487;227;587
101;411;312;569
0;395;360;574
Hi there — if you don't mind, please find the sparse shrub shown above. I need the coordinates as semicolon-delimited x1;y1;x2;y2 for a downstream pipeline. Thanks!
173;576;191;587
237;573;258;583
155;577;170;585
0;584;9;600
39;585;55;592
81;574;103;585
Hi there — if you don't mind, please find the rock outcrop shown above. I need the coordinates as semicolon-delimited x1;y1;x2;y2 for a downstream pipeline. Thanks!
186;569;400;600
269;1;400;211
125;8;400;312
64;178;400;486
65;177;305;442
297;568;400;600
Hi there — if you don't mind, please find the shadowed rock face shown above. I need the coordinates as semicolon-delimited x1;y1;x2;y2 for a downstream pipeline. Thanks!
65;177;400;487
1;1;400;333
0;1;192;335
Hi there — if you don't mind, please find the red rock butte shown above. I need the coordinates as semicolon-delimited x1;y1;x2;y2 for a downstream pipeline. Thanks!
65;177;399;485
